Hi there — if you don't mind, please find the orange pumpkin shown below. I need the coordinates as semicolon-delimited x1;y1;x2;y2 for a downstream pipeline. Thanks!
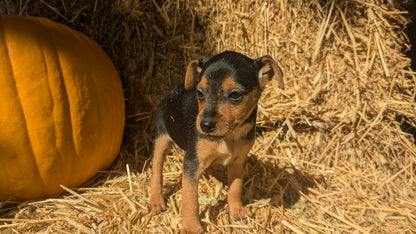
0;16;125;201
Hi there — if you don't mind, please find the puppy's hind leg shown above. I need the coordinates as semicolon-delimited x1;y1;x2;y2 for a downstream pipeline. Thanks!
150;134;172;214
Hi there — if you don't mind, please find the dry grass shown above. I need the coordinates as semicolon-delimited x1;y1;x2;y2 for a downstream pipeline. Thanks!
1;0;416;233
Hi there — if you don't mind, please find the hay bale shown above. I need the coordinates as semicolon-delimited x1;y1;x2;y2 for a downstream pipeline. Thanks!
1;0;415;233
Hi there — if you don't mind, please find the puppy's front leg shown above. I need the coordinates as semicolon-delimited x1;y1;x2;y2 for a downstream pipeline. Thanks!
181;174;204;234
227;157;252;220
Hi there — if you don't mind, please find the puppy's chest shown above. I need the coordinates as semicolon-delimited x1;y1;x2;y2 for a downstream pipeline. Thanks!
196;123;255;168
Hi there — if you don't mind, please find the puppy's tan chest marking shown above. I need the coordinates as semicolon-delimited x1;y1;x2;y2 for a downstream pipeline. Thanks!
196;122;254;173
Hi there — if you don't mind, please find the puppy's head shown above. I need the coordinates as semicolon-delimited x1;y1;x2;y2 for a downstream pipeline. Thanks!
185;51;284;137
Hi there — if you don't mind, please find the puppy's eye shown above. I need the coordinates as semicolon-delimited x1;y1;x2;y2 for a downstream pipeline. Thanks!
228;91;243;101
197;89;204;100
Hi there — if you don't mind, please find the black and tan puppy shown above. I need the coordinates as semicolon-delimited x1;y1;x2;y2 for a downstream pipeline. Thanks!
150;51;284;233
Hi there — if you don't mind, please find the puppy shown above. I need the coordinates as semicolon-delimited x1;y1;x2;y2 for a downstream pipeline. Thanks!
150;51;284;233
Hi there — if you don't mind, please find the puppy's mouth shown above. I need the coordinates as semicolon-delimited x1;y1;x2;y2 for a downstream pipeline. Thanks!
203;134;224;140
197;128;226;139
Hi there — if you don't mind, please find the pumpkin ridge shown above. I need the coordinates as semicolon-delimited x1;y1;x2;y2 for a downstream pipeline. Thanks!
53;37;81;158
60;22;100;176
0;19;46;190
39;18;80;157
35;17;76;186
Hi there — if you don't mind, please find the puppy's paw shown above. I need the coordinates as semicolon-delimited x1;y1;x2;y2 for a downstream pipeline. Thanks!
181;222;204;234
230;206;252;221
149;195;166;214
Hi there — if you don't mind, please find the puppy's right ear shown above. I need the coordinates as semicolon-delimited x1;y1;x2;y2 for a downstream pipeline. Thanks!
184;57;208;90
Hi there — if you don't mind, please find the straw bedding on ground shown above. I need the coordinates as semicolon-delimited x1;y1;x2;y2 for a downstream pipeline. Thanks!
1;0;415;233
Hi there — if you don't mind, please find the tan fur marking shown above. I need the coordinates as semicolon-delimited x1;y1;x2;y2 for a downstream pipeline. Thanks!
221;76;237;92
196;123;254;174
181;176;203;233
227;157;251;220
196;138;230;174
197;76;208;91
150;134;173;214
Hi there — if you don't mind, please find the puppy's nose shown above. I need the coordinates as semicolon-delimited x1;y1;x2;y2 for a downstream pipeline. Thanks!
200;119;217;133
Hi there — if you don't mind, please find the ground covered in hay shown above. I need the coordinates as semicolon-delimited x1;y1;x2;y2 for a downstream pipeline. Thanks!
1;0;416;233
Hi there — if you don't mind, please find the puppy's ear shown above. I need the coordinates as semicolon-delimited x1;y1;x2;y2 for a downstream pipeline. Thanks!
254;56;284;90
184;56;209;90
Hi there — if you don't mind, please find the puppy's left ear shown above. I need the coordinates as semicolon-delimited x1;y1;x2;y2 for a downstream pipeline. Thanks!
184;56;209;90
254;56;284;90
